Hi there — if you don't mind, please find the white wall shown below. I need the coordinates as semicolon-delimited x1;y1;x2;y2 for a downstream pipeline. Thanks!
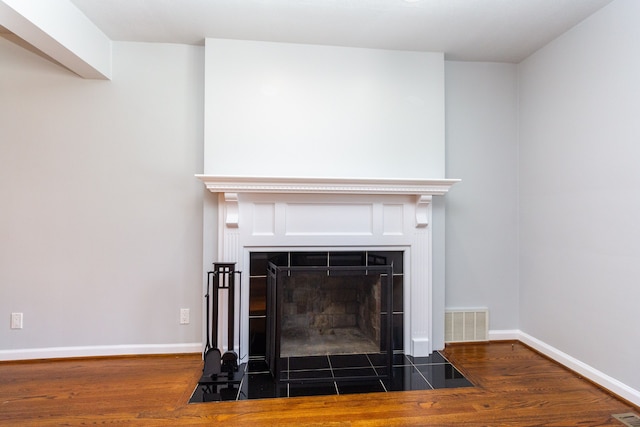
519;0;640;392
444;61;520;332
204;38;445;179
0;39;205;356
4;3;636;403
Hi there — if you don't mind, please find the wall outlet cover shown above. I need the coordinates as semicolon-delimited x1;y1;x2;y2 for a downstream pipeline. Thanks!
180;308;190;325
11;312;23;329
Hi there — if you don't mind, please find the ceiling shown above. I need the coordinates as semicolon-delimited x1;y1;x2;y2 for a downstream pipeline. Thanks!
67;0;614;63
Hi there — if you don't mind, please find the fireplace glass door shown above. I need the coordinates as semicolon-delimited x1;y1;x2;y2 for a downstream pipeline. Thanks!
266;262;394;383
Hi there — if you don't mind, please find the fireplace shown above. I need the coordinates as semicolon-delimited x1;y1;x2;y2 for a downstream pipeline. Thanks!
197;175;459;368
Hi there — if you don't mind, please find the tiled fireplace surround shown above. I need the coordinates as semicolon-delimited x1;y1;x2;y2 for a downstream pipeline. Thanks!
197;176;459;364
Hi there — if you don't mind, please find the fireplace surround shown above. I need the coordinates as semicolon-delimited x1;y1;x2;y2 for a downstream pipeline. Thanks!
197;175;459;366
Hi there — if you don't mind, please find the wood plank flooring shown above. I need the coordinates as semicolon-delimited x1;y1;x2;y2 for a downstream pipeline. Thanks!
1;341;637;426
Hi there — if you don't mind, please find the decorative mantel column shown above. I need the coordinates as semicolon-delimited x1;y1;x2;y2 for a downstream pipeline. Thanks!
196;175;459;358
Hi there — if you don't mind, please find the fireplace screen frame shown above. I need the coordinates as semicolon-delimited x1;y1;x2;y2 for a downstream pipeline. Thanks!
266;262;394;384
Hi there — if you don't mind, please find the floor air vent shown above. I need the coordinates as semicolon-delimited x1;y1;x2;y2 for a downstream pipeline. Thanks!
445;309;488;343
613;413;640;427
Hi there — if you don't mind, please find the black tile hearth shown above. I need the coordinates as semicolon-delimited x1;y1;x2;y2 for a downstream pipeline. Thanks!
189;351;473;403
289;355;330;370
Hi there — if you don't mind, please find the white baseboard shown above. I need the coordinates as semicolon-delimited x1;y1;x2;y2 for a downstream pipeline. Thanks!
488;329;520;341
0;343;202;361
518;331;640;407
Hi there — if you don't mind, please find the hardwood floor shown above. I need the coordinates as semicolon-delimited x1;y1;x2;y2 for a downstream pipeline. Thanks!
1;341;637;426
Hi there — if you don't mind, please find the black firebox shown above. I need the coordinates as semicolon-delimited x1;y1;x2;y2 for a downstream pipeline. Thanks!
266;261;394;384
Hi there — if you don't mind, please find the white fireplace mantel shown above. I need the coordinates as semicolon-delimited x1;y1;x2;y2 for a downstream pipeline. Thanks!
197;174;460;360
196;175;460;196
197;175;460;228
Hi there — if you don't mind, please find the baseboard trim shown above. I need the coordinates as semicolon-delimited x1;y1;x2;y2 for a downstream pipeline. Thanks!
517;331;640;407
488;329;520;341
0;343;202;361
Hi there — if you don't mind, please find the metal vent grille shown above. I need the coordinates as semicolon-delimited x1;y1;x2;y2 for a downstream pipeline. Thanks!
613;413;640;427
445;309;488;343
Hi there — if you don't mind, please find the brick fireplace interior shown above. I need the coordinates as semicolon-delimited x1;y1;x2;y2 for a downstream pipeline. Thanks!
278;267;381;357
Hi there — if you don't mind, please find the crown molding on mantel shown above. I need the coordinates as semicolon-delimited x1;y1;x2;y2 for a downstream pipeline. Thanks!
195;175;461;196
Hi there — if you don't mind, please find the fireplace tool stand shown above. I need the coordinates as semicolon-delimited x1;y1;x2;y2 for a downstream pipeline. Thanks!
199;262;244;387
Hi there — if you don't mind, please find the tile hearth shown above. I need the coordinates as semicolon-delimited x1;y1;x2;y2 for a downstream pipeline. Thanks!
189;351;472;403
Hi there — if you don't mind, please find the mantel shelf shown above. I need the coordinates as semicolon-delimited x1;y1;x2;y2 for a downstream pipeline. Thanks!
196;175;460;196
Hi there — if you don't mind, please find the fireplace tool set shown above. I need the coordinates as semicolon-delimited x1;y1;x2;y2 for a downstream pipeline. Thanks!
199;262;244;390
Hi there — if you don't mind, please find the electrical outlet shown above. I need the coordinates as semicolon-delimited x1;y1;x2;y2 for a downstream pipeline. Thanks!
179;308;190;325
11;313;23;329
